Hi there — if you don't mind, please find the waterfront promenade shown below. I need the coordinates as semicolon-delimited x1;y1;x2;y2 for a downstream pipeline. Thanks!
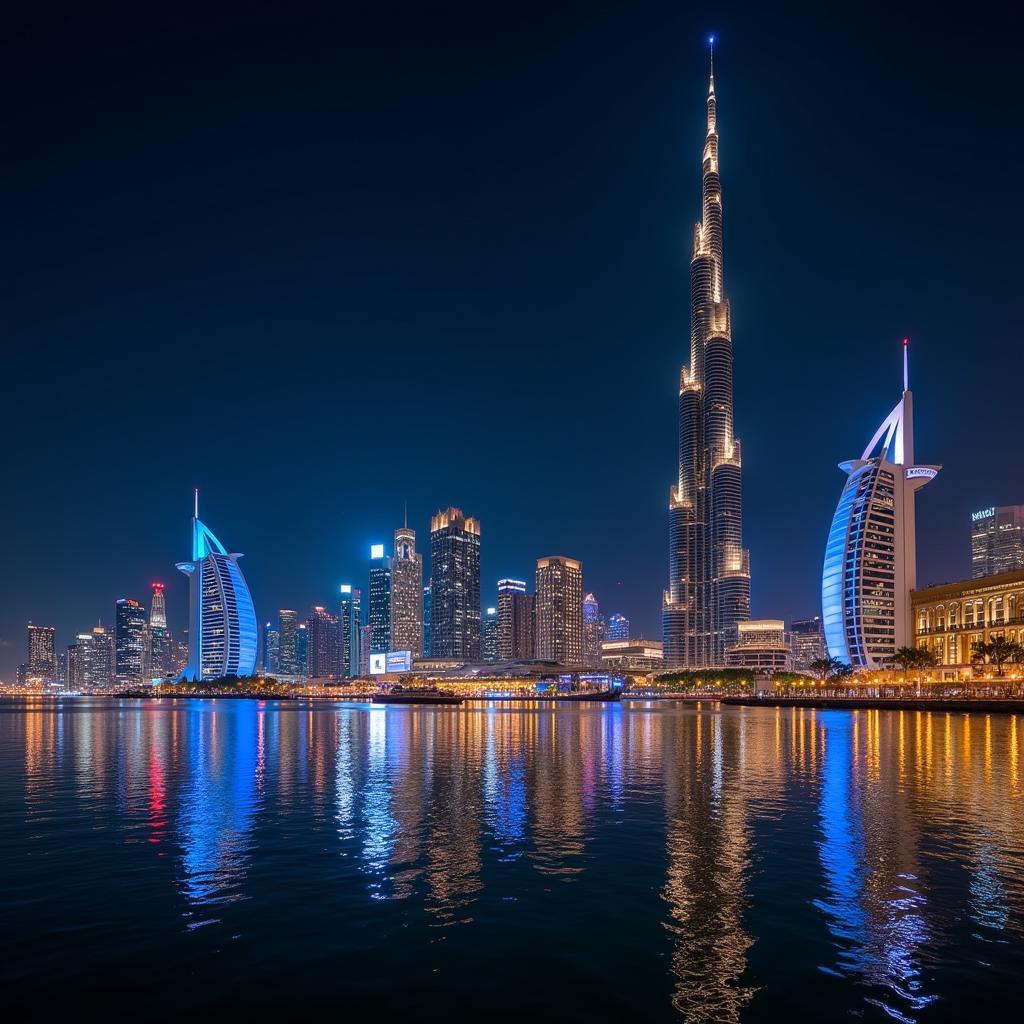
720;695;1024;713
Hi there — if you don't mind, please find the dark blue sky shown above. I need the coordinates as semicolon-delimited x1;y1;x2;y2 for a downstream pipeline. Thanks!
3;3;1022;677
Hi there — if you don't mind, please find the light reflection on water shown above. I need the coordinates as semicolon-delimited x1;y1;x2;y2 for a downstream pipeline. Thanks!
2;698;1024;1021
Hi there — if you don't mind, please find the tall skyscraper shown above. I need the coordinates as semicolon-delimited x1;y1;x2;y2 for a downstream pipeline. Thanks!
26;623;56;685
482;606;498;662
390;525;423;655
368;543;392;654
262;621;279;673
115;598;147;684
359;624;372;675
339;585;362;678
295;622;308;676
429;508;481;660
423;583;432;657
663;46;751;669
607;613;630;641
582;593;605;668
148;582;170;678
497;578;534;661
790;616;826;671
535;556;583;665
306;606;341;680
278;609;298;674
65;641;85;691
822;342;939;669
79;626;113;690
176;491;258;680
971;505;1024;578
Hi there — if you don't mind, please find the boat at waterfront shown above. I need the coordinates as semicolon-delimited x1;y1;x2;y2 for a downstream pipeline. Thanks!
372;686;464;705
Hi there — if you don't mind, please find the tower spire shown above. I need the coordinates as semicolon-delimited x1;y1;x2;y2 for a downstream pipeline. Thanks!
903;337;909;393
708;35;715;93
194;488;199;520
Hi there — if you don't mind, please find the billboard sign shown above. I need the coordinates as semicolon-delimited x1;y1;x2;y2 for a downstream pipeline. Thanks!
369;653;387;675
386;651;412;673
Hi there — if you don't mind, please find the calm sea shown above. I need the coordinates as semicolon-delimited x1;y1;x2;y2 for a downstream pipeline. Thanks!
1;698;1022;1021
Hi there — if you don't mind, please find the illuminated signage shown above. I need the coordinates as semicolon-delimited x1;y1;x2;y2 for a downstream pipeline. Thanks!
972;507;996;522
369;653;387;674
370;543;385;559
340;584;352;594
385;650;412;673
905;467;938;480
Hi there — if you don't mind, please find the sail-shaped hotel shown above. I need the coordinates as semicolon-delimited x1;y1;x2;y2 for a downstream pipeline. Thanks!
176;492;258;680
663;43;751;668
821;343;939;669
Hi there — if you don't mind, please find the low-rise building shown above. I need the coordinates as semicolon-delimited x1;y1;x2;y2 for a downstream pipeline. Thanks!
724;619;792;673
600;638;663;671
911;569;1024;680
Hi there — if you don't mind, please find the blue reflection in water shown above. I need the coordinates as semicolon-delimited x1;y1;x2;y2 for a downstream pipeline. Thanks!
177;702;260;910
815;711;935;1022
361;707;397;893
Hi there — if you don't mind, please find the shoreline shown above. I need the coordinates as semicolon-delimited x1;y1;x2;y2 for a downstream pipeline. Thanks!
719;696;1024;713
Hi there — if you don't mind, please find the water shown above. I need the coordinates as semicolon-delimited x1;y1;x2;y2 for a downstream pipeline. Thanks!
2;698;1022;1021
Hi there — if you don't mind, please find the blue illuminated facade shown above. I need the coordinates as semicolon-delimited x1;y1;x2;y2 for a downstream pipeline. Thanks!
821;345;939;669
176;492;258;680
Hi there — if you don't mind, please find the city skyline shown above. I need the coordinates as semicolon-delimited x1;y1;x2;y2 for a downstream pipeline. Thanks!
3;8;1023;679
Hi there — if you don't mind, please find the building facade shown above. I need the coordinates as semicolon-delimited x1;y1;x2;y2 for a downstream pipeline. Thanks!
724;619;792;673
278;610;298;674
148;582;171;679
912;569;1024;680
423;583;431;657
115;598;147;684
497;578;534;662
262;622;279;673
176;493;258;680
601;639;664;672
429;508;481;660
26;623;56;685
368;544;391;655
607;613;630;642
339;585;362;678
790;616;826;671
535;556;583;665
582;593;605;668
390;526;423;656
971;505;1024;579
821;343;939;670
663;49;751;669
80;626;113;690
482;606;498;662
306;606;341;680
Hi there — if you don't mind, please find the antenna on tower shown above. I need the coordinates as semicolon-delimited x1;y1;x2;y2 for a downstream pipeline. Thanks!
194;488;199;519
903;337;909;392
404;498;408;529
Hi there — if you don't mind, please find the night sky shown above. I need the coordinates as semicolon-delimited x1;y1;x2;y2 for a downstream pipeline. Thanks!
3;3;1022;677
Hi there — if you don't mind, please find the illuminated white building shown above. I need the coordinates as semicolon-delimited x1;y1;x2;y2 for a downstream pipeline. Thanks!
821;343;939;669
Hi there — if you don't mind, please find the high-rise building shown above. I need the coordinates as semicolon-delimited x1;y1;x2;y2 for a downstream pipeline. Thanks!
339;585;362;678
306;606;341;680
607;613;630;641
368;543;392;655
359;624;372;676
535;556;583;665
262;622;279;673
278;609;298;674
390;526;423;656
65;641;85;691
148;582;171;679
482;606;498;662
429;508;481;660
663;46;751;669
822;342;939;670
582;593;605;668
790;616;826;671
497;578;534;662
26;623;56;685
115;598;147;684
971;505;1024;578
295;622;308;676
176;491;258;680
79;626;113;690
423;583;432;657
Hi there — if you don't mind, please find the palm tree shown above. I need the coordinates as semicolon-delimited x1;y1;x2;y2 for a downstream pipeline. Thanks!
808;656;848;687
972;636;1024;678
891;645;938;694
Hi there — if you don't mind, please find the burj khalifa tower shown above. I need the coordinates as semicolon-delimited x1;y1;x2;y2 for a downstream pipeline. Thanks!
663;42;751;667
